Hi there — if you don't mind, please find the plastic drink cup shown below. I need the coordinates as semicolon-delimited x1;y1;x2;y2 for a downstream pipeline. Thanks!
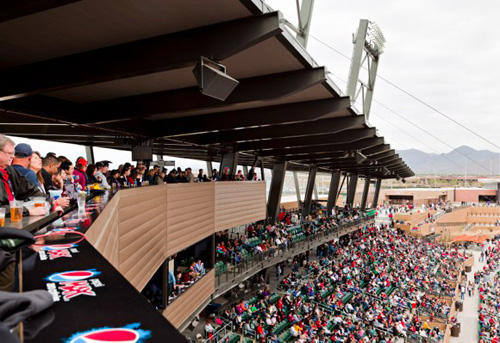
49;189;63;200
0;208;5;226
9;200;23;222
77;192;86;210
34;197;46;208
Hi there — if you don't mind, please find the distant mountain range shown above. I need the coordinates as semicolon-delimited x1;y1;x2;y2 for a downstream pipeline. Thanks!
396;146;500;175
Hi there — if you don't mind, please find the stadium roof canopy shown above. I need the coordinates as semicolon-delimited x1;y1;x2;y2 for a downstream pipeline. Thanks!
0;0;413;178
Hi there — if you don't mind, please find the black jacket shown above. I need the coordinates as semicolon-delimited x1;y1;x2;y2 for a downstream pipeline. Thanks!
0;166;48;217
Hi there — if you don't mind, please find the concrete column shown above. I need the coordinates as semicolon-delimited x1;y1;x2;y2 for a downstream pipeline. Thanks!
327;171;341;215
346;173;359;207
267;161;287;223
360;177;371;210
303;165;317;216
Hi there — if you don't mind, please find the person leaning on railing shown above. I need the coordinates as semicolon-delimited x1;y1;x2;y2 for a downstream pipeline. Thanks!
0;135;53;217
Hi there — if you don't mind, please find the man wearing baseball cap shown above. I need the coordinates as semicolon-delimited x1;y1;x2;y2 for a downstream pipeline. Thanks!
0;135;49;217
11;143;38;187
73;157;88;189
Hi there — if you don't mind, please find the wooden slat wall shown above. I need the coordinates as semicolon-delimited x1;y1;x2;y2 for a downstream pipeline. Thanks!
166;183;215;257
215;181;266;232
163;270;215;329
118;185;168;291
87;182;265;293
86;192;121;266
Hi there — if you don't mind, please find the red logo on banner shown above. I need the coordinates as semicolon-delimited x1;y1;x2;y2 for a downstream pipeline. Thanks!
48;249;72;260
59;280;96;301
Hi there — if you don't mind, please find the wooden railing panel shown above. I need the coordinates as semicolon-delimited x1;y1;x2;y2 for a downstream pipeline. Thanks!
163;270;214;329
215;181;266;231
166;183;215;256
86;192;121;266
87;182;265;292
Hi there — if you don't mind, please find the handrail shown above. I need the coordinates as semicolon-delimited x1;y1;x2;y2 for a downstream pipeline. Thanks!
214;217;375;292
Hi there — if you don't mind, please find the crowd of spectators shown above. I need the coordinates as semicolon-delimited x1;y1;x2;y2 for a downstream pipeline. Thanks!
215;206;369;269
0;134;263;220
477;240;500;342
214;222;469;342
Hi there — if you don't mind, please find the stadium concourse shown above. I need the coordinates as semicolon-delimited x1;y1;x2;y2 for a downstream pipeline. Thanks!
187;204;499;343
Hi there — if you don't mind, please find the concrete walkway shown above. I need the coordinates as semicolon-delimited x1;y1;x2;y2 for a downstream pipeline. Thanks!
451;248;484;343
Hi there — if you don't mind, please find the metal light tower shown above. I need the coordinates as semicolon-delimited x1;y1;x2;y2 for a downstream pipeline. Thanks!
346;19;386;122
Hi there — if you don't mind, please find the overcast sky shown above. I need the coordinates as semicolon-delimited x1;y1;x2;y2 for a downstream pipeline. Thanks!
265;0;500;153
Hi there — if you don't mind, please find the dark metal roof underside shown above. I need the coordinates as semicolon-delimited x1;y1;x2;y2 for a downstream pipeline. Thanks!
0;0;413;178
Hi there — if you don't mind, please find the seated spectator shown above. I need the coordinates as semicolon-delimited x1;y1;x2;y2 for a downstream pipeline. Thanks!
60;161;74;186
0;135;49;217
220;167;231;181
165;170;177;184
118;167;131;187
73;157;88;189
11;143;38;187
28;151;45;194
41;154;61;192
235;170;245;181
95;161;110;189
108;170;121;188
185;168;195;183
86;164;98;185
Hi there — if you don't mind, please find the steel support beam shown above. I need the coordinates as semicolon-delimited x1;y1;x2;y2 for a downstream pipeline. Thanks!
258;137;384;158
0;12;283;101
326;171;341;215
296;0;315;48
219;151;239;179
260;160;265;181
92;68;329;126
346;174;358;207
303;165;317;215
267;161;287;223
237;119;367;152
1;0;81;23
154;95;347;137
85;145;95;165
185;116;365;146
372;178;382;207
206;161;213;178
293;171;301;203
360;177;371;210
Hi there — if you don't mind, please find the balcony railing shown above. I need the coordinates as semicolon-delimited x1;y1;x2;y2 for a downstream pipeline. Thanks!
213;216;375;295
